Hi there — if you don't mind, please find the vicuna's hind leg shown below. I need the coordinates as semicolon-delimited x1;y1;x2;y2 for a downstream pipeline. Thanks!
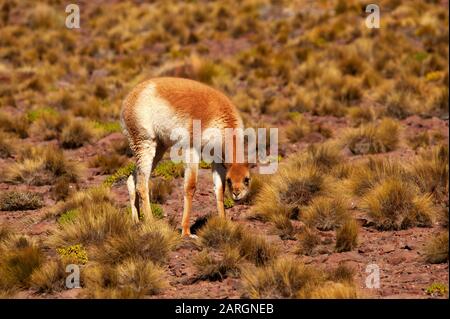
135;140;157;221
127;172;139;223
128;141;167;222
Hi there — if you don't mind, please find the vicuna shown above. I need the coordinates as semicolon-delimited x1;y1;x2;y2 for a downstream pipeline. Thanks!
120;77;250;237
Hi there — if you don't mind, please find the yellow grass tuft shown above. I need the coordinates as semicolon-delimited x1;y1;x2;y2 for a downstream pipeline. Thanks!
341;118;400;155
424;232;449;264
361;178;436;230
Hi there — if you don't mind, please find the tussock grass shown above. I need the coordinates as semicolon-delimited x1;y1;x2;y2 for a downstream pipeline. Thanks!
243;256;359;299
285;114;311;143
83;258;167;298
0;191;44;211
28;112;69;141
0;132;14;158
30;260;65;293
149;177;173;204
303;197;350;231
252;164;332;221
297;227;321;256
197;217;276;266
242;257;323;298
0;111;29;138
94;219;179;265
89;154;127;175
335;219;358;252
60;120;96;149
3;146;83;186
408;145;449;201
194;246;241;281
239;232;277;266
197;216;243;248
347;157;408;197
0;235;43;290
424;232;448;264
307;282;358;299
341;118;400;155
361;178;436;230
50;202;132;247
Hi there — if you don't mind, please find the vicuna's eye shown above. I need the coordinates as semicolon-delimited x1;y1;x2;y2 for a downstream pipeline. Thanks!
244;177;250;186
226;178;232;187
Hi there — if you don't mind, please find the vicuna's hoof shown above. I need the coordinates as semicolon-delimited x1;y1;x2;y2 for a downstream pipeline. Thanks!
182;233;198;239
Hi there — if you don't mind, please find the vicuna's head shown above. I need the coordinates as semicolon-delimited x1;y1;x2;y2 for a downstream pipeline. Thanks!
225;163;250;201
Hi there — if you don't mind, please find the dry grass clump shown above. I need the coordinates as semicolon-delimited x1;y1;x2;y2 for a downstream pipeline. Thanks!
302;142;344;172
243;257;358;299
424;232;448;264
83;258;167;298
335;219;358;252
0;191;44;211
94;219;179;265
296;227;321;256
149;177;173;204
0;111;29;138
50;202;132;247
197;217;277;266
239;232;278;266
52;186;112;218
28;112;69;141
29;260;65;293
0;235;43;291
285;113;311;143
0;131;15;158
242;173;267;205
3;146;83;186
60;120;96;149
89;153;127;175
252;164;332;221
347;157;408;197
348;106;376;126
408;145;449;201
341;118;400;155
194;246;241;281
197;216;243;248
361;178;436;230
303;197;350;231
307;281;358;299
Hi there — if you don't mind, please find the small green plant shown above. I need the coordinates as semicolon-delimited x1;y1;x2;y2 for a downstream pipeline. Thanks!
103;162;136;187
153;161;184;179
224;197;235;209
150;203;164;219
426;283;448;297
93;121;121;135
58;209;79;225
199;160;212;169
26;107;57;122
56;244;88;265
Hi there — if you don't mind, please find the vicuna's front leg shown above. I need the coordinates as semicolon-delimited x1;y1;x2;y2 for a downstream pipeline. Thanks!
181;162;198;237
212;162;226;218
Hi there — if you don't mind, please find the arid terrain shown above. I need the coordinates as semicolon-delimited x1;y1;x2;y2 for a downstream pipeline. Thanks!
0;0;448;299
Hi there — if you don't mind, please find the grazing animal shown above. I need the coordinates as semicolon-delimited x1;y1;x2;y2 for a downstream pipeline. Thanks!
121;77;250;237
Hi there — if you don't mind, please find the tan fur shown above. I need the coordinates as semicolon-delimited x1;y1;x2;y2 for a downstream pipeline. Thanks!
121;77;250;236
